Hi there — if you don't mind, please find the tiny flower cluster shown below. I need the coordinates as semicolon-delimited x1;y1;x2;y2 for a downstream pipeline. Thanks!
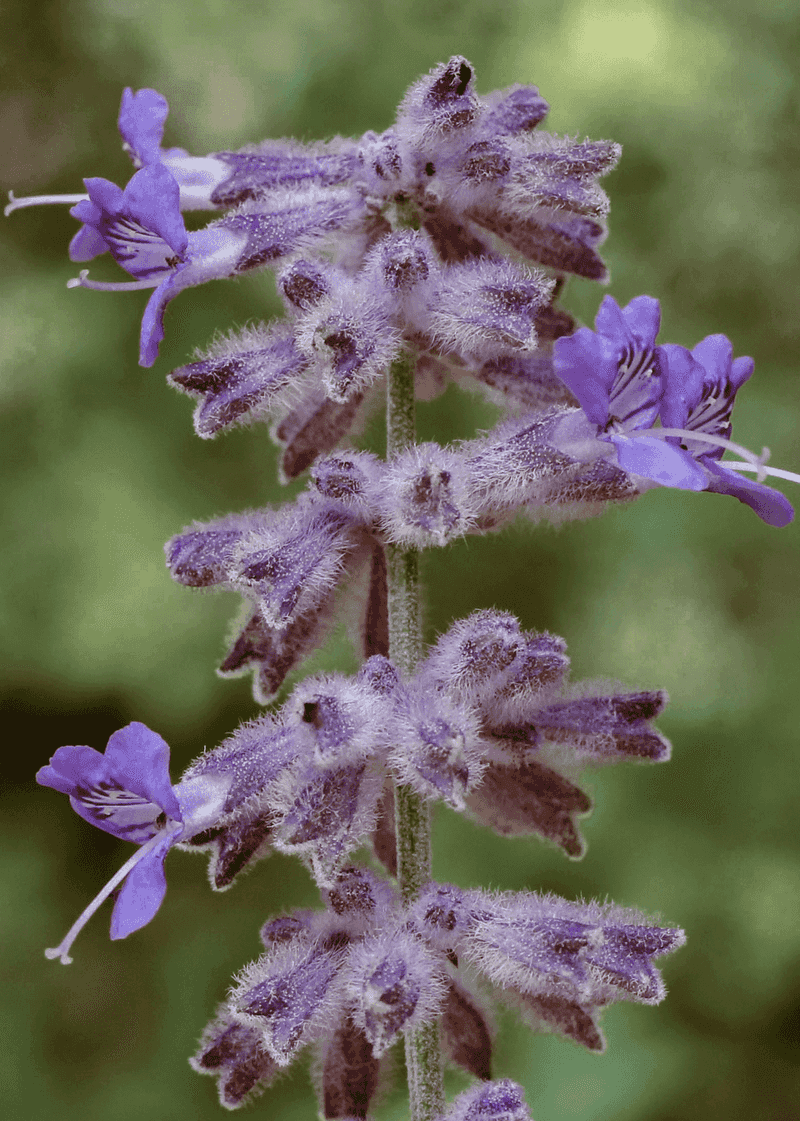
37;609;670;960
189;865;682;1111
9;61;795;526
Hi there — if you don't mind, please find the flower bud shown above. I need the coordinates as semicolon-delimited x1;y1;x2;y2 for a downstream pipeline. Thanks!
347;930;446;1055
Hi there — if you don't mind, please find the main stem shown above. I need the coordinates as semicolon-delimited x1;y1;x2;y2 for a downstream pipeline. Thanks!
386;351;446;1121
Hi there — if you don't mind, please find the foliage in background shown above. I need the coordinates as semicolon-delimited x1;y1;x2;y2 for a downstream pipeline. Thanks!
2;1;798;1119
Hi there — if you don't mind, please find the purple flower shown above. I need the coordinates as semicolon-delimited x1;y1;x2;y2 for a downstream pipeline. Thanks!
68;164;190;276
553;299;797;521
461;893;685;1009
67;167;365;367
411;883;685;1052
4;86;227;219
207;137;359;209
657;336;794;526
233;930;350;1065
67;164;247;366
36;722;231;960
345;929;447;1055
118;87;231;209
553;295;708;490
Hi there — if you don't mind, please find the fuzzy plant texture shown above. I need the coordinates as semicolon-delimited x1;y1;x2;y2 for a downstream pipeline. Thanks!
19;57;797;1121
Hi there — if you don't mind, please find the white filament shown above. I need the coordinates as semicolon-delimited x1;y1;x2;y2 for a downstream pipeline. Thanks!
67;269;159;292
5;190;89;217
45;824;180;965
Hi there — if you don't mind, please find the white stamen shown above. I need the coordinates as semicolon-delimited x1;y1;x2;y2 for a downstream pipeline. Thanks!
5;190;89;217
67;269;160;292
645;427;770;481
720;461;800;486
44;823;181;965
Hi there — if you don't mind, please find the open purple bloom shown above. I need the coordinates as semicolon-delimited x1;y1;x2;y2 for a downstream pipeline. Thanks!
69;164;189;275
67;164;247;365
68;166;365;367
657;336;794;526
553;299;797;519
37;722;231;960
553;295;707;491
117;87;230;208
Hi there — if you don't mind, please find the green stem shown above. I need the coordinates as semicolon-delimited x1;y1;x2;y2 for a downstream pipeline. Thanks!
386;352;445;1121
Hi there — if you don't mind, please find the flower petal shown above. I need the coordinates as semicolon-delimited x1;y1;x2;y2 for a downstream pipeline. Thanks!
123;164;188;256
656;343;705;430
118;87;169;166
68;223;108;262
109;836;172;939
610;434;707;489
103;721;181;820
704;462;794;527
553;327;618;426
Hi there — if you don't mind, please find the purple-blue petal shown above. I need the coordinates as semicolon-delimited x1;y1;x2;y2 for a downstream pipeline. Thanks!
68;223;109;262
704;462;794;527
103;722;181;819
109;836;172;939
139;268;185;367
123;164;188;256
553;328;618;426
36;744;107;798
656;343;705;431
610;434;708;489
690;333;732;380
620;295;661;351
593;294;628;343
84;176;125;216
730;355;755;391
69;198;103;228
118;87;169;166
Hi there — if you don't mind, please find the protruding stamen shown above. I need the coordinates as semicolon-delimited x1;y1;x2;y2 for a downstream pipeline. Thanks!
722;461;800;486
646;427;770;480
5;190;89;217
67;269;160;292
44;824;180;965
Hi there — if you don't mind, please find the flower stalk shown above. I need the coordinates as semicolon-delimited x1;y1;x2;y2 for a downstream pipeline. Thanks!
387;350;446;1121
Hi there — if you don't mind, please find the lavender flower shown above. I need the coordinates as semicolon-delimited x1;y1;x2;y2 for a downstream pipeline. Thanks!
65;165;248;366
62;152;366;366
4;86;228;218
553;296;797;522
36;723;230;960
116;86;232;207
168;323;309;438
552;295;708;490
345;928;447;1055
658;335;794;526
196;870;681;1112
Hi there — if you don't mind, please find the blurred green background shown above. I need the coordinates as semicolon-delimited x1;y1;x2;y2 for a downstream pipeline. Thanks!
2;1;799;1119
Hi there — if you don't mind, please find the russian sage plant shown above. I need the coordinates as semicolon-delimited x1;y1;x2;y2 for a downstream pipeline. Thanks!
14;58;798;1120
